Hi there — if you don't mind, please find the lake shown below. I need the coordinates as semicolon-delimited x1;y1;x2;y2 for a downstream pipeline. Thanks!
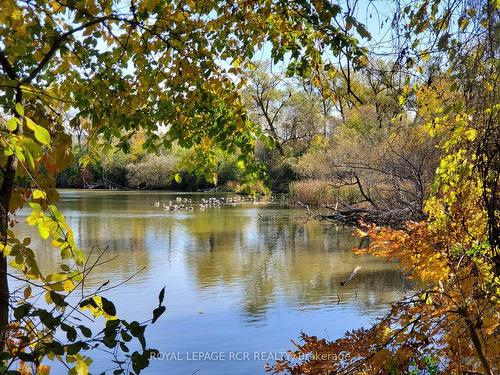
14;190;411;374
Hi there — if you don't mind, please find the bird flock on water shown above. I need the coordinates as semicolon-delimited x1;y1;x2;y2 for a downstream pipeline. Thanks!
151;195;269;211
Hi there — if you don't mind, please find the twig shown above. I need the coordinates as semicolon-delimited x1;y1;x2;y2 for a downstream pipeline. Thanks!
340;266;361;286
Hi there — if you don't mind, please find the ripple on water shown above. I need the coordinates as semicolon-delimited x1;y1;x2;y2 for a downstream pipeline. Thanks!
11;190;408;374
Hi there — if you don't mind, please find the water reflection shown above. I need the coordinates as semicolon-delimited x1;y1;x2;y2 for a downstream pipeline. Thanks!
13;190;410;374
184;212;410;322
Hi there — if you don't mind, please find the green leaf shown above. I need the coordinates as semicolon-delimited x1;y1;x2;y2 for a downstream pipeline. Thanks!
131;351;149;373
6;118;17;131
66;342;84;355
14;303;32;320
158;287;165;305
50;291;68;307
17;351;34;362
35;125;51;145
129;321;145;338
60;264;70;271
80;298;98;309
26;118;51;145
121;330;132;342
25;149;35;170
78;325;92;338
237;160;245;169
152;305;166;324
101;297;117;316
62;323;77;341
61;247;72;259
174;173;182;183
15;103;24;116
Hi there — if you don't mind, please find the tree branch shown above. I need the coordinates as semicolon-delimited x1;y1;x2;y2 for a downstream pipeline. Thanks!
0;49;18;80
23;16;111;84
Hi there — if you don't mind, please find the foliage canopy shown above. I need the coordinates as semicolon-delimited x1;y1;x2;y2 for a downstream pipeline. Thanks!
0;0;371;373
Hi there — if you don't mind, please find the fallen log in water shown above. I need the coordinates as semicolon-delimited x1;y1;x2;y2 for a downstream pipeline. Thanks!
297;201;426;228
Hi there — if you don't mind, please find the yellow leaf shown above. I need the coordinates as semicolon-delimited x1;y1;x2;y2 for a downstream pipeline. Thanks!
465;128;476;141
76;358;89;375
37;222;50;239
6;118;17;131
32;189;46;199
26;117;51;146
422;50;430;62
15;103;24;115
63;279;75;292
0;243;11;256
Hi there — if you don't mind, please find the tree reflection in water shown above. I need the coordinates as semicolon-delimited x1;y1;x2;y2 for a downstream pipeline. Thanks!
14;190;412;325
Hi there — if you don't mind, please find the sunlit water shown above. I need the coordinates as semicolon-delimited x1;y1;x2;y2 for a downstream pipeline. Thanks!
12;190;411;374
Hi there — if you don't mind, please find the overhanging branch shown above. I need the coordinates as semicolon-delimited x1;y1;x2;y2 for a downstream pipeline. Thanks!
0;49;18;80
23;16;111;84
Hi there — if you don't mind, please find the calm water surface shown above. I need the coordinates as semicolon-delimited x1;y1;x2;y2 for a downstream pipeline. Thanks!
14;190;411;374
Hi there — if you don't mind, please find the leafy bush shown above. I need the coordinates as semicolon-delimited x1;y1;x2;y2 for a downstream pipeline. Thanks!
294;118;440;209
102;151;131;188
289;179;337;206
225;179;269;196
126;154;178;189
255;141;299;192
57;159;81;187
216;153;243;186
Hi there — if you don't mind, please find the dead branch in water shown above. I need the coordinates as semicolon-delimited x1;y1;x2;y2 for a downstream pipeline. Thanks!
297;201;317;218
340;266;361;286
297;201;426;228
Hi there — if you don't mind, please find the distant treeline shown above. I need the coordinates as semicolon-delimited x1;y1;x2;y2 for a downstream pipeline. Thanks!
60;60;441;209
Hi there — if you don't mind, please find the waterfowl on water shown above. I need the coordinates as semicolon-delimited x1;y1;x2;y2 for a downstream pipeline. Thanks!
155;195;267;212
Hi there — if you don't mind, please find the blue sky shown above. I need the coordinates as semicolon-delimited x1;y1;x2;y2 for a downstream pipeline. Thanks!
250;0;399;73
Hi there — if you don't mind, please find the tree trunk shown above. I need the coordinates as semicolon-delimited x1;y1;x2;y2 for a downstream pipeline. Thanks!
465;316;493;375
0;89;22;352
262;112;285;156
0;157;14;352
0;252;8;353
